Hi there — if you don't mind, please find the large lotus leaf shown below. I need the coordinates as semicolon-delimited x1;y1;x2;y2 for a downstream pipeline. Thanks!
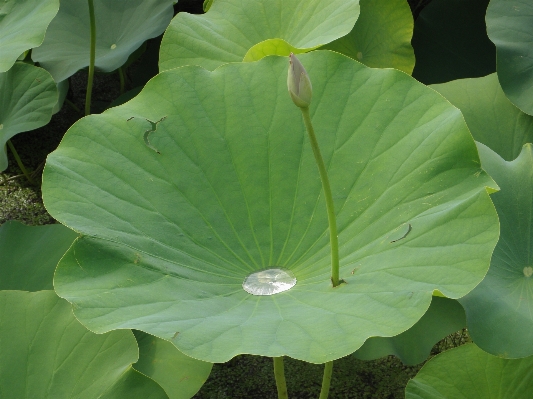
459;143;533;358
133;331;212;399
431;73;533;162
0;62;57;171
0;290;168;399
43;51;498;364
411;0;496;85
158;0;359;72
405;343;533;399
486;0;533;115
353;297;466;366
0;0;59;72
323;0;415;74
32;0;174;82
0;221;77;291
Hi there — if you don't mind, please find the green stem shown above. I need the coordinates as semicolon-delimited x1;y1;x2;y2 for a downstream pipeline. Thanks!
118;67;125;95
0;174;24;185
318;361;334;399
273;357;289;399
7;140;35;185
300;107;340;287
65;98;81;114
85;0;96;116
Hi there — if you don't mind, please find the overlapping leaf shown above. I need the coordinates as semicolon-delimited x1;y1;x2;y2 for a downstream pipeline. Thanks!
0;0;59;72
412;0;496;84
159;0;359;71
0;62;57;171
0;222;211;398
0;291;168;399
405;343;533;398
353;297;466;366
134;331;213;399
0;221;77;291
459;143;533;358
43;51;498;364
486;0;533;115
432;73;533;161
323;0;415;74
32;0;174;82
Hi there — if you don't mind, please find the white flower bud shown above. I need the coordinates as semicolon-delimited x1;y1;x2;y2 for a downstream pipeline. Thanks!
287;53;312;108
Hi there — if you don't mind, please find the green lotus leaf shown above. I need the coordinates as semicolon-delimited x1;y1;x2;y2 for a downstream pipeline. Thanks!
486;0;533;115
99;370;167;399
353;297;466;366
0;290;168;399
0;0;59;72
405;343;533;398
411;0;496;85
431;73;533;162
459;143;533;358
43;51;498;363
203;0;214;12
0;62;57;171
158;0;360;72
133;330;212;399
32;0;174;82
52;79;69;114
0;221;77;291
243;39;320;62
323;0;415;74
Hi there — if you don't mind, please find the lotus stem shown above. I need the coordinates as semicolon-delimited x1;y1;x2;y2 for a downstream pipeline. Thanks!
7;140;35;185
273;356;289;399
0;173;24;185
300;107;340;287
65;98;81;114
318;361;333;399
85;0;96;116
118;67;125;94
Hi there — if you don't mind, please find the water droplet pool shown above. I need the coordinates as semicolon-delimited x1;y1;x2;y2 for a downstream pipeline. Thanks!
524;266;533;278
242;268;296;295
110;44;117;50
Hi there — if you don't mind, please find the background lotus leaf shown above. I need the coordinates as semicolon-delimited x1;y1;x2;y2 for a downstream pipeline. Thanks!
0;221;210;398
431;73;533;162
486;0;533;115
411;0;496;84
405;343;533;398
52;79;69;114
0;0;59;72
0;290;168;399
43;51;498;364
32;0;174;82
353;297;466;366
459;143;533;358
158;0;360;71
134;331;213;399
0;62;57;171
243;39;320;62
0;221;77;291
323;0;415;74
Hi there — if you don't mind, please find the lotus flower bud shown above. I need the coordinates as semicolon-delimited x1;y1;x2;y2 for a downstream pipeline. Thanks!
287;53;312;108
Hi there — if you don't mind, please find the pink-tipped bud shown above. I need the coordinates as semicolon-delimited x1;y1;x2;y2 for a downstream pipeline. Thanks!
287;53;312;108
